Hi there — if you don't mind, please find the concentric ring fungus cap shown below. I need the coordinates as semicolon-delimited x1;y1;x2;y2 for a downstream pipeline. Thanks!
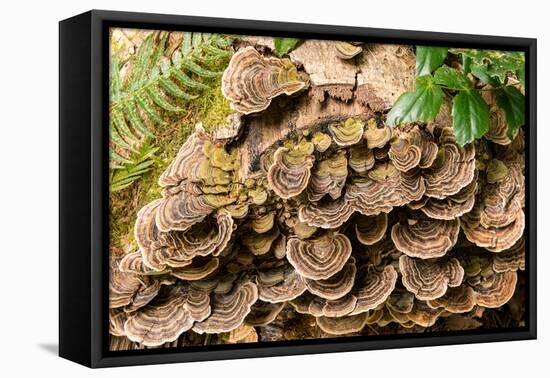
144;210;234;270
391;217;460;259
316;312;368;335
267;140;315;199
305;257;357;300
245;301;285;326
461;209;524;253
420;178;477;220
221;46;307;114
242;226;280;255
307;151;348;201
399;255;464;300
424;128;476;199
298;196;355;229
363;119;392;148
351;264;398;314
348;144;375;174
406;300;445;327
471;270;517;308
493;238;525;273
345;162;425;216
355;213;388;246
334;42;363;60
328;118;364;147
124;285;210;346
286;233;352;280
311;131;332;152
193;281;259;334
427;285;477;313
109;256;141;309
258;265;307;303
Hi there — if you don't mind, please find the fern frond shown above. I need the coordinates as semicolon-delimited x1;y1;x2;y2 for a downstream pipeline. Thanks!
109;31;234;172
110;139;159;193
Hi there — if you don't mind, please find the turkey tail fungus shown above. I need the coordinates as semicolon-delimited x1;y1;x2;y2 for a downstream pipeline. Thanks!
108;30;527;349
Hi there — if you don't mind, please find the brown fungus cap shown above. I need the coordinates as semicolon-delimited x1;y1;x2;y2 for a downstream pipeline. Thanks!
221;46;307;114
286;233;352;280
305;257;357;300
420;178;477;220
399;255;464;301
158;128;210;187
461;209;524;253
155;190;217;233
386;288;415;314
298;196;355;229
427;285;477;313
493;238;525;273
334;42;363;59
250;212;275;234
124;285;208;347
481;89;516;145
363;119;392;148
119;251;160;275
406;300;445;327
109;256;141;309
355;213;388;246
267;141;315;199
171;258;220;281
258;265;307;303
316;313;368;335
348;144;375;174
328;118;364;147
307;151;348;202
144;210;234;270
123;276;177;313
388;136;422;172
424;129;476;199
478;164;524;229
245;301;285;327
471;270;517;308
193;281;258;334
242;226;280;255
311;131;332;152
391;217;460;259
345;162;425;216
351;265;398;315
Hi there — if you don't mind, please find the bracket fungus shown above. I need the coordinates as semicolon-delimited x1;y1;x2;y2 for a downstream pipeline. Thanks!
267;141;315;199
221;46;307;114
391;217;460;259
355;213;388;246
193;281;258;334
328;119;364;147
286;233;352;280
399;256;464;301
109;39;526;349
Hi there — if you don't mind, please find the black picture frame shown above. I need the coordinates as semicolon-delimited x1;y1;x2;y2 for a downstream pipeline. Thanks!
59;9;537;368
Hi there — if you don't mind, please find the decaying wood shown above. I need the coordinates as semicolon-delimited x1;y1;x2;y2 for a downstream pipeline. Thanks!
289;40;358;102
356;44;416;111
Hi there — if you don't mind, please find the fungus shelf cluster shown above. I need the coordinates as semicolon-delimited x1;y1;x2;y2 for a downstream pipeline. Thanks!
109;39;526;350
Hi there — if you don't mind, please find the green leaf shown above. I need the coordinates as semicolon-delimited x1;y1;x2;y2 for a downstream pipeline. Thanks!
433;65;472;91
387;76;444;126
450;49;524;84
273;38;301;56
462;55;472;75
415;46;448;76
496;86;525;139
470;63;500;86
451;90;489;145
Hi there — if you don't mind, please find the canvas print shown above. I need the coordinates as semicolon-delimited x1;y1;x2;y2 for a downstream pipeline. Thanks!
108;28;527;351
